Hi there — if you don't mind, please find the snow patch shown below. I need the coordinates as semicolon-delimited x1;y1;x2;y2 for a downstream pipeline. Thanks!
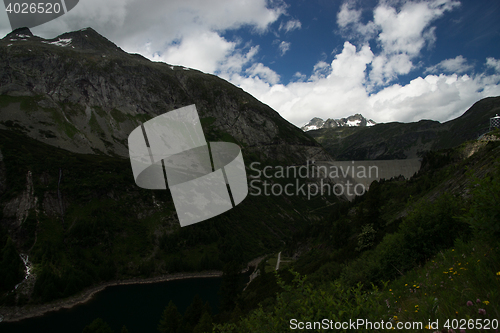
42;38;72;47
303;125;318;131
346;119;361;127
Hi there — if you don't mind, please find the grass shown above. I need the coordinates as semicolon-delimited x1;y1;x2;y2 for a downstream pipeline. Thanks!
381;240;500;331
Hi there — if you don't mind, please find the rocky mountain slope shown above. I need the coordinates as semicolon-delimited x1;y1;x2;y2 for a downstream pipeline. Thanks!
308;96;500;160
0;27;336;310
0;27;328;163
301;114;376;131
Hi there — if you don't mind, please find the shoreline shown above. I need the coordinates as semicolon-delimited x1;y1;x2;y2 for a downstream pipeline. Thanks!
0;255;266;323
0;271;223;323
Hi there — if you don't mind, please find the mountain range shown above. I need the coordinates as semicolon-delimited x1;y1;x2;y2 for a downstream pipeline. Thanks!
301;114;376;131
0;27;335;313
307;97;500;160
0;27;328;164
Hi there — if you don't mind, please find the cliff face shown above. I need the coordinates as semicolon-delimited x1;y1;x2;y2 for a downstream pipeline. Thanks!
0;27;329;163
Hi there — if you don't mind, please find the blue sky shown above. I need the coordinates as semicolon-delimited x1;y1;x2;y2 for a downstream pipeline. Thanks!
1;0;499;126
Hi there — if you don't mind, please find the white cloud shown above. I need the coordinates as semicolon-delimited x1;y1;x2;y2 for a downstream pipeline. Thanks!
278;41;291;56
337;2;377;41
245;63;281;85
156;31;234;73
218;45;260;75
229;42;374;125
367;74;495;123
338;0;460;86
425;55;473;74
229;40;500;127
293;72;307;81
369;53;413;86
337;3;361;28
486;58;500;73
279;19;302;32
10;0;284;74
373;1;456;56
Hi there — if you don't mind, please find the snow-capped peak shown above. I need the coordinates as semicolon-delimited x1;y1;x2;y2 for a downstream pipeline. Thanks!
301;114;377;131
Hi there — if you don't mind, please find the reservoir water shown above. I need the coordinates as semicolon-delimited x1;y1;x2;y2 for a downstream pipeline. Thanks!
0;277;222;333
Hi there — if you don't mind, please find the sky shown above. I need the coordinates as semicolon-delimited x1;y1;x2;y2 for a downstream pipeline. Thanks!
1;0;500;127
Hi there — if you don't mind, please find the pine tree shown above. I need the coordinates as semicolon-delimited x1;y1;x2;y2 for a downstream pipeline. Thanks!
192;312;213;333
82;318;114;333
218;262;241;312
230;304;243;323
183;294;204;325
158;300;182;333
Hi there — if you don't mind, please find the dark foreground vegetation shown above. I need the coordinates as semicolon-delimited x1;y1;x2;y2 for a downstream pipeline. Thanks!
78;136;500;332
208;139;500;332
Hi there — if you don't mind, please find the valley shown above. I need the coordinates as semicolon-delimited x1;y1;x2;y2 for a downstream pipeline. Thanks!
0;26;499;332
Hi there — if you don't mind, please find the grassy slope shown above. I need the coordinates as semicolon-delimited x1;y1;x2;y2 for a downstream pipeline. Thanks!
215;139;500;332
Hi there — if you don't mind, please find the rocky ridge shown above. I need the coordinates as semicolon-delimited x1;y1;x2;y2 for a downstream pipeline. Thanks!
0;27;329;163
